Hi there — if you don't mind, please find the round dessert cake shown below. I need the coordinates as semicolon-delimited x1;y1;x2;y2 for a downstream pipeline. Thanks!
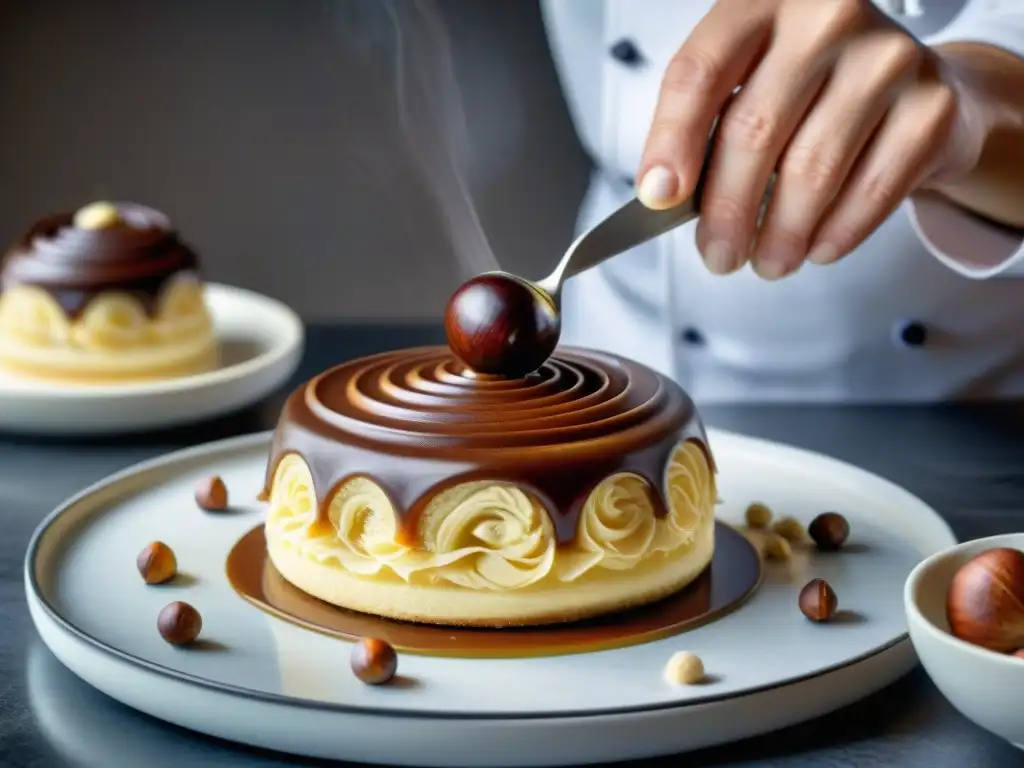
0;201;217;382
261;346;717;627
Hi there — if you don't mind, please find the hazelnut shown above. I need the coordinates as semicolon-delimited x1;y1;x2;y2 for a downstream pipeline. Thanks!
946;547;1024;652
798;578;838;622
744;502;772;529
763;534;791;561
157;601;202;646
195;475;228;511
808;512;850;551
136;541;177;584
664;651;705;685
73;201;121;230
772;516;805;543
351;637;398;685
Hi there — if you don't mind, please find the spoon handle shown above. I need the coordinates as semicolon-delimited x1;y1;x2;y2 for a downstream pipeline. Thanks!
538;194;701;295
537;106;734;298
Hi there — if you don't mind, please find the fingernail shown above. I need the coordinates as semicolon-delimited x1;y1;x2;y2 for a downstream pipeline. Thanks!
638;166;679;209
756;259;790;280
807;244;838;265
704;240;737;274
754;238;794;280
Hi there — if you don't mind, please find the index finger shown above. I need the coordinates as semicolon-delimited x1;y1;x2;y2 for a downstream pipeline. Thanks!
638;3;773;209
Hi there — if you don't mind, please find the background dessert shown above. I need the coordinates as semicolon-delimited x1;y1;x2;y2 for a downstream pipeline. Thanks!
261;346;716;627
0;201;217;382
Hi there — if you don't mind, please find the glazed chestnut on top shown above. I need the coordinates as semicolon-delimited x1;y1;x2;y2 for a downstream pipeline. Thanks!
444;273;559;379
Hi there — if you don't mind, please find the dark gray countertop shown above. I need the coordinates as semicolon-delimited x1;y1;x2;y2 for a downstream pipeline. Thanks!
3;325;1024;768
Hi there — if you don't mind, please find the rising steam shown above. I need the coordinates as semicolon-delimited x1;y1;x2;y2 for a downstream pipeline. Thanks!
340;0;502;277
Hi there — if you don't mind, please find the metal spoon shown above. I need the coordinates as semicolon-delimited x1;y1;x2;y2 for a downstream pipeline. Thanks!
471;189;704;317
535;192;705;302
444;176;715;377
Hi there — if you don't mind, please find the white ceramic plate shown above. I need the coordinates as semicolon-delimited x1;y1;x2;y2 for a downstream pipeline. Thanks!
0;283;304;436
25;429;956;766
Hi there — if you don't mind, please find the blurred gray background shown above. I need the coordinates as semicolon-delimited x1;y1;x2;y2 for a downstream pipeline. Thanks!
0;0;591;322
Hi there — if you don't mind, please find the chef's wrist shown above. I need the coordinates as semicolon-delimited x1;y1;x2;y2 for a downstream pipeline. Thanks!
919;42;1024;229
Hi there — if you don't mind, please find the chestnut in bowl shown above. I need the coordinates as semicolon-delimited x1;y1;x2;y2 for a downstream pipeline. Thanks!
904;532;1024;750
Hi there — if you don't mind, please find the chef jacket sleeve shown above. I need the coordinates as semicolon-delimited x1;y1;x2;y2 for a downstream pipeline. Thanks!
905;0;1024;279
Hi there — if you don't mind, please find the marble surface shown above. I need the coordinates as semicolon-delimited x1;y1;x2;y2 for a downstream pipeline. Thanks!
4;324;1024;767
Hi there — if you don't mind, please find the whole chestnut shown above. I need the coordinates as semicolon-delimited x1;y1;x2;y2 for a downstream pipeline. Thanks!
444;273;559;379
798;578;838;623
136;541;177;584
157;601;203;646
946;547;1024;653
351;637;398;685
195;475;228;511
808;512;850;552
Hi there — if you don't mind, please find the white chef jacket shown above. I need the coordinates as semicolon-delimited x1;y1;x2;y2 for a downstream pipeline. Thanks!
540;0;1024;402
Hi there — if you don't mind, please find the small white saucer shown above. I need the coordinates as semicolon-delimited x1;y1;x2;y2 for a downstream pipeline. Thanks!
0;283;304;436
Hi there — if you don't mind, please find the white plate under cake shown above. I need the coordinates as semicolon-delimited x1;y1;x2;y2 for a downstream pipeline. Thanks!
25;429;954;765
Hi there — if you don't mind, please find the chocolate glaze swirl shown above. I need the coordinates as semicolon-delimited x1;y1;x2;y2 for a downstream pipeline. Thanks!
0;203;200;318
261;346;713;546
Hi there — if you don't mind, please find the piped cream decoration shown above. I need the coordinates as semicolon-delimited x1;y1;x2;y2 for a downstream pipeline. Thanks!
0;278;217;382
264;440;717;626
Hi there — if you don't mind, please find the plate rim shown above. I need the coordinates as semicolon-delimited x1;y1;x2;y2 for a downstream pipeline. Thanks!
0;282;304;400
24;428;956;721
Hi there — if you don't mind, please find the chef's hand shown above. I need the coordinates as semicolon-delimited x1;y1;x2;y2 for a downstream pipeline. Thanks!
636;0;984;279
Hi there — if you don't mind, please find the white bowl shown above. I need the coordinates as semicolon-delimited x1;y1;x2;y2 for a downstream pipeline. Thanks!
904;533;1024;750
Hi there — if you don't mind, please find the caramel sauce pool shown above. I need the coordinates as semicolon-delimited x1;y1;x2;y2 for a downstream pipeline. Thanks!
225;522;762;658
